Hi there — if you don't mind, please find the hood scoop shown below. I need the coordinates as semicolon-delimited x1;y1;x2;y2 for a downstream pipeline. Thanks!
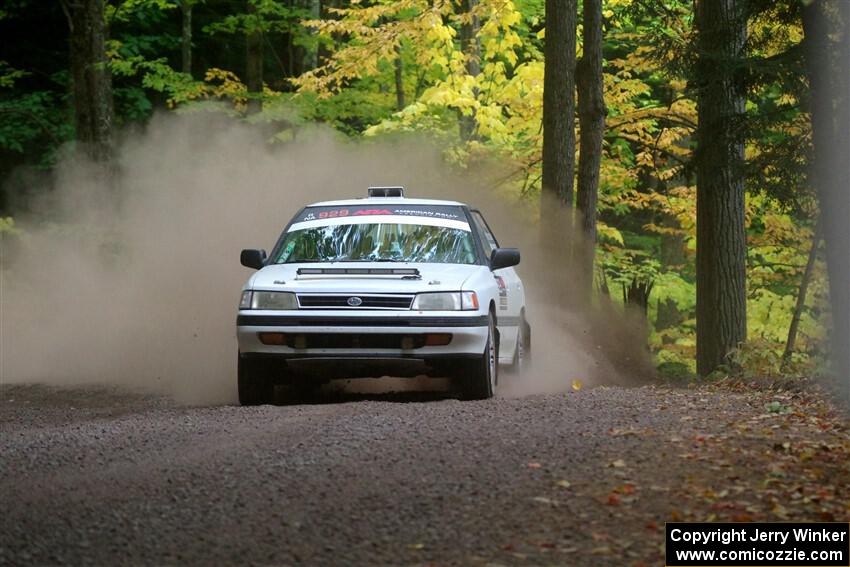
296;267;421;280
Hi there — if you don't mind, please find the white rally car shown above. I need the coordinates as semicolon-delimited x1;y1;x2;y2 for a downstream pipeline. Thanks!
236;187;530;404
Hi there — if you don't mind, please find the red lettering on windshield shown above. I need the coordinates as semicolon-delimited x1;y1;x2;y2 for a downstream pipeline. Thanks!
318;209;350;219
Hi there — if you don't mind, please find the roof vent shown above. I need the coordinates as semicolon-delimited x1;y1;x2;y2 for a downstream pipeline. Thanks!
368;186;404;198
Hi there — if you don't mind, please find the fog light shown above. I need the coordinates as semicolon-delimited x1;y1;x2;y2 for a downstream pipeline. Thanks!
424;333;452;346
258;332;286;345
294;335;307;349
401;336;415;350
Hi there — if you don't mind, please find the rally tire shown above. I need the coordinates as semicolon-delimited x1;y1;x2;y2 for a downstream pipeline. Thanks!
462;313;498;400
513;312;532;372
238;357;275;406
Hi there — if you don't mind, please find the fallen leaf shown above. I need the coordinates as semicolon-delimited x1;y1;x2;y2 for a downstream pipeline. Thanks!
610;459;626;468
572;379;583;391
556;480;572;489
772;504;789;519
611;428;640;437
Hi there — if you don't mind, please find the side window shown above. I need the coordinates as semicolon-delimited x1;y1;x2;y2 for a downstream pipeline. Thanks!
471;211;499;257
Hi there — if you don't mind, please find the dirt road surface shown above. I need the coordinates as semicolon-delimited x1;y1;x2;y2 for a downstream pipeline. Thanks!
1;382;848;566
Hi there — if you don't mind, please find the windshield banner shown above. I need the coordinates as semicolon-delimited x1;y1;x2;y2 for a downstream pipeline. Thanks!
294;205;466;223
289;205;470;232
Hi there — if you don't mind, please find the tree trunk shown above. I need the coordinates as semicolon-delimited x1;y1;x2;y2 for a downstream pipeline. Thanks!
538;0;577;308
623;278;654;315
802;0;850;400
318;0;337;65
656;210;685;331
304;0;321;71
656;298;683;331
782;224;821;367
394;45;405;111
541;0;577;210
285;0;295;77
575;0;606;298
245;1;264;114
459;0;480;141
67;0;113;162
694;0;748;376
181;0;192;75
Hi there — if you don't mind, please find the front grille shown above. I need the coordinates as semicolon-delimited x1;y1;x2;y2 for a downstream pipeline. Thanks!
297;294;414;310
286;333;427;349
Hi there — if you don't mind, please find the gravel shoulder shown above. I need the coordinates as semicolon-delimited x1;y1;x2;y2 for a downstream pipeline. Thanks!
1;382;848;566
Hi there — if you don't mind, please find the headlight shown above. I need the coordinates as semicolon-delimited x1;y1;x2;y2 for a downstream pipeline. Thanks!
240;291;298;310
411;291;478;311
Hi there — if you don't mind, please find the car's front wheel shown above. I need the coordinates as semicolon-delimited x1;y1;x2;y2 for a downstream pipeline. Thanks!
461;313;498;400
238;356;275;406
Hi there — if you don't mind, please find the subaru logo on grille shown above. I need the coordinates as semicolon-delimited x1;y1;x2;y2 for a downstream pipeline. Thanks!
347;296;363;307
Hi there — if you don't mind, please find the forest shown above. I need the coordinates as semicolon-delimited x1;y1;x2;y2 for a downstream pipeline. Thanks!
1;0;848;386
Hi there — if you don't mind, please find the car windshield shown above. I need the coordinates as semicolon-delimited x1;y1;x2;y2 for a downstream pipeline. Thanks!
275;222;477;264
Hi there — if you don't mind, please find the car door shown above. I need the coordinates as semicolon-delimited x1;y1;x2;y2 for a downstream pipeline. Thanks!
469;210;524;361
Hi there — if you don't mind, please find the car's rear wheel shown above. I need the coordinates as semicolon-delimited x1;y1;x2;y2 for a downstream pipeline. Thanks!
238;356;275;406
512;312;531;372
461;313;497;400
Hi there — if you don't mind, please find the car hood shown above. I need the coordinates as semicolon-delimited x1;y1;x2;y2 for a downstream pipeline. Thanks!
247;262;483;293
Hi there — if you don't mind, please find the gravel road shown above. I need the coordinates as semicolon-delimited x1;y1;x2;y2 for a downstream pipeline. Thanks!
1;382;844;566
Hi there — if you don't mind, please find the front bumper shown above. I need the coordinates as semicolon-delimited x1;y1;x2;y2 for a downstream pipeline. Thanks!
237;312;488;356
237;311;488;380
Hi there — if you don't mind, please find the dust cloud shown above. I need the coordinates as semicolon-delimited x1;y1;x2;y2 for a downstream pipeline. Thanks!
0;112;652;404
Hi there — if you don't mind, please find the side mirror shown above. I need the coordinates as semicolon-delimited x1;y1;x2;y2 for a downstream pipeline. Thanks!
240;249;267;270
490;248;520;270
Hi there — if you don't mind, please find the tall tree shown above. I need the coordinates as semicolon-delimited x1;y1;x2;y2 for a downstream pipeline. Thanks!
802;0;850;401
394;45;405;111
694;0;748;375
575;0;606;297
541;0;577;212
245;0;263;113
181;0;192;75
783;225;821;367
304;0;321;71
62;0;113;161
459;0;480;140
